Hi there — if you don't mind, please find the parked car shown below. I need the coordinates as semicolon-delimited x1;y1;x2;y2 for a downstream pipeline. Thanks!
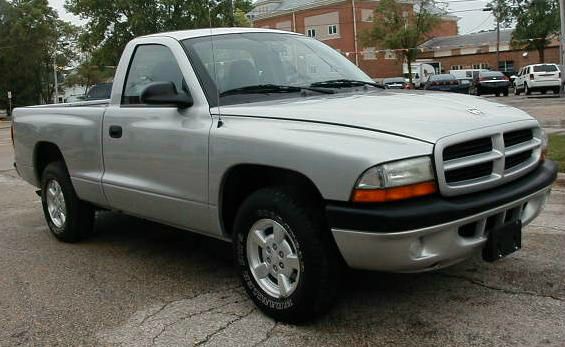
11;28;557;322
424;74;470;94
85;82;113;100
64;95;86;103
382;77;406;89
471;71;510;96
514;64;561;95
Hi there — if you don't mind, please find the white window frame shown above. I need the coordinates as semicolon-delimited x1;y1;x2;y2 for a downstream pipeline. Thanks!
307;28;317;38
328;24;338;35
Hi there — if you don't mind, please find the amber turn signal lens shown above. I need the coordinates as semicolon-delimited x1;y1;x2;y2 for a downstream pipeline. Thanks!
352;181;437;203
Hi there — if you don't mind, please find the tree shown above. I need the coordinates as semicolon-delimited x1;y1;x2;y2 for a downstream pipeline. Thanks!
65;0;253;66
0;0;78;110
361;0;443;85
63;62;114;94
510;0;560;63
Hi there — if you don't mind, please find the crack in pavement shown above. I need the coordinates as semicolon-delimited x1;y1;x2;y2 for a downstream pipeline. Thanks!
438;273;564;302
252;321;278;347
141;284;243;327
148;286;247;346
193;307;257;346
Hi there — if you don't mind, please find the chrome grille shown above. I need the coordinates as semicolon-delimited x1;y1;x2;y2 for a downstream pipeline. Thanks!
434;122;543;197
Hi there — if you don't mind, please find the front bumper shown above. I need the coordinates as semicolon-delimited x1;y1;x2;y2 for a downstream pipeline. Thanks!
327;160;558;272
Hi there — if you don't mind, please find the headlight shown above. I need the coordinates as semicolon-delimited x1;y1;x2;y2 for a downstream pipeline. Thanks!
352;156;437;203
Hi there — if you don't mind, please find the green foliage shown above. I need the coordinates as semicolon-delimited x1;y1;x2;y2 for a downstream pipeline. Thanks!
548;134;565;173
510;0;560;63
65;0;253;66
0;0;78;110
361;0;442;84
63;62;114;93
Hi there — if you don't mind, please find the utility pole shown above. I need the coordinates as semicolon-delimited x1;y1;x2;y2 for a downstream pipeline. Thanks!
559;0;565;97
53;57;59;104
7;91;12;117
483;4;501;71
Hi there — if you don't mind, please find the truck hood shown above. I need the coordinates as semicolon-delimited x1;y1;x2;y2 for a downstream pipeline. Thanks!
217;91;536;143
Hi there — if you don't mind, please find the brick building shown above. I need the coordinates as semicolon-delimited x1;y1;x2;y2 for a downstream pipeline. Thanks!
419;29;561;75
249;0;459;78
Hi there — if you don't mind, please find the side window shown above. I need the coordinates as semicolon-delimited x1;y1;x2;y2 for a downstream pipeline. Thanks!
122;44;185;105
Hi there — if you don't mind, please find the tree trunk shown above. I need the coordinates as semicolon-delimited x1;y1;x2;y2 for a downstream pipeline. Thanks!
538;47;545;63
407;55;413;86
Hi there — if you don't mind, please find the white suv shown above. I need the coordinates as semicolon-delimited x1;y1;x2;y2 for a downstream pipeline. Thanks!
514;63;561;95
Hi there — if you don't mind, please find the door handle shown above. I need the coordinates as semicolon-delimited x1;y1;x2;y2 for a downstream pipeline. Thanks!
109;125;123;138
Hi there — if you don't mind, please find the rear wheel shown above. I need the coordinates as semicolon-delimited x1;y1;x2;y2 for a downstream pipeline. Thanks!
41;162;94;242
495;91;500;97
525;83;531;95
503;88;509;97
233;187;341;323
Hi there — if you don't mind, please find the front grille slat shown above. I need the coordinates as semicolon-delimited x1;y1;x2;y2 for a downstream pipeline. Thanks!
504;129;533;147
445;162;493;183
437;126;541;195
443;137;492;161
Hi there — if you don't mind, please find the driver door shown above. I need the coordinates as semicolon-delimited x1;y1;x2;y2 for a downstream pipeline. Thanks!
101;39;213;233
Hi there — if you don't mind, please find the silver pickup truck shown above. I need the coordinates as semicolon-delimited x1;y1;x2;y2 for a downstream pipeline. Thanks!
12;28;558;322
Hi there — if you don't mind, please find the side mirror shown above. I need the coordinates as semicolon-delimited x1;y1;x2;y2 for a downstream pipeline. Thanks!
140;82;193;108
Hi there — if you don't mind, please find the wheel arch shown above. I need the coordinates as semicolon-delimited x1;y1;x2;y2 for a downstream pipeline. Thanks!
218;164;324;238
33;141;67;182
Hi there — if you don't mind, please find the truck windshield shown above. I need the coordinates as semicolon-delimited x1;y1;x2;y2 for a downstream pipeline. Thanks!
182;33;374;106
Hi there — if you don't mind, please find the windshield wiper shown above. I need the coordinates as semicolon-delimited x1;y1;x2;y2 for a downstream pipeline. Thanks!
220;84;335;96
310;79;384;89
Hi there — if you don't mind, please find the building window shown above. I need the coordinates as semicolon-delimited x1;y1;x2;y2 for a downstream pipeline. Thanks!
361;9;373;22
499;60;514;72
384;50;396;60
472;63;490;70
451;65;463;70
328;24;338;35
307;28;317;38
362;47;377;60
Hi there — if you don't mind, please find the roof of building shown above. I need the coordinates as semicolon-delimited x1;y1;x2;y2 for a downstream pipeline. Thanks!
250;0;429;19
420;29;514;49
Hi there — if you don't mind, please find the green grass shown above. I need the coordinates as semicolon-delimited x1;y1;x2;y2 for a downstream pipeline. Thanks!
548;133;565;173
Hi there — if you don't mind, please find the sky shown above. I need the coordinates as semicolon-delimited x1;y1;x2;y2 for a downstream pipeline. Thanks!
48;0;498;35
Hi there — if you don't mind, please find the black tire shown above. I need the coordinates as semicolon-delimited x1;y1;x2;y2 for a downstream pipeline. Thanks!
40;161;94;243
495;92;500;97
233;187;341;323
525;83;531;95
503;89;509;97
514;85;521;96
541;89;547;95
475;88;481;96
554;88;561;94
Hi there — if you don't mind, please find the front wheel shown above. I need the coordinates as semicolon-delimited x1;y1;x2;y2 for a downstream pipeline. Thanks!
514;85;521;95
41;162;94;242
233;187;341;323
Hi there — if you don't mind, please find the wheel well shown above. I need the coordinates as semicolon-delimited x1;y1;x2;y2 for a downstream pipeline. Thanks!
220;165;324;237
34;142;65;182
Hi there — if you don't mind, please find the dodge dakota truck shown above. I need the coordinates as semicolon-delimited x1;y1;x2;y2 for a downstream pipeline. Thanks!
12;28;558;322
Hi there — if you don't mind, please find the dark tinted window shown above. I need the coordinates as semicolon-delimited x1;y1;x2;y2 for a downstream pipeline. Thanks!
122;45;185;105
533;64;558;72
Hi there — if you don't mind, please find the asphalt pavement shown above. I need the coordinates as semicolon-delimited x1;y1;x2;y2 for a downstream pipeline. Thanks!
0;103;564;346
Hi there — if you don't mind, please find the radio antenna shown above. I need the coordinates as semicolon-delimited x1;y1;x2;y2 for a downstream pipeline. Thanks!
208;4;223;128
